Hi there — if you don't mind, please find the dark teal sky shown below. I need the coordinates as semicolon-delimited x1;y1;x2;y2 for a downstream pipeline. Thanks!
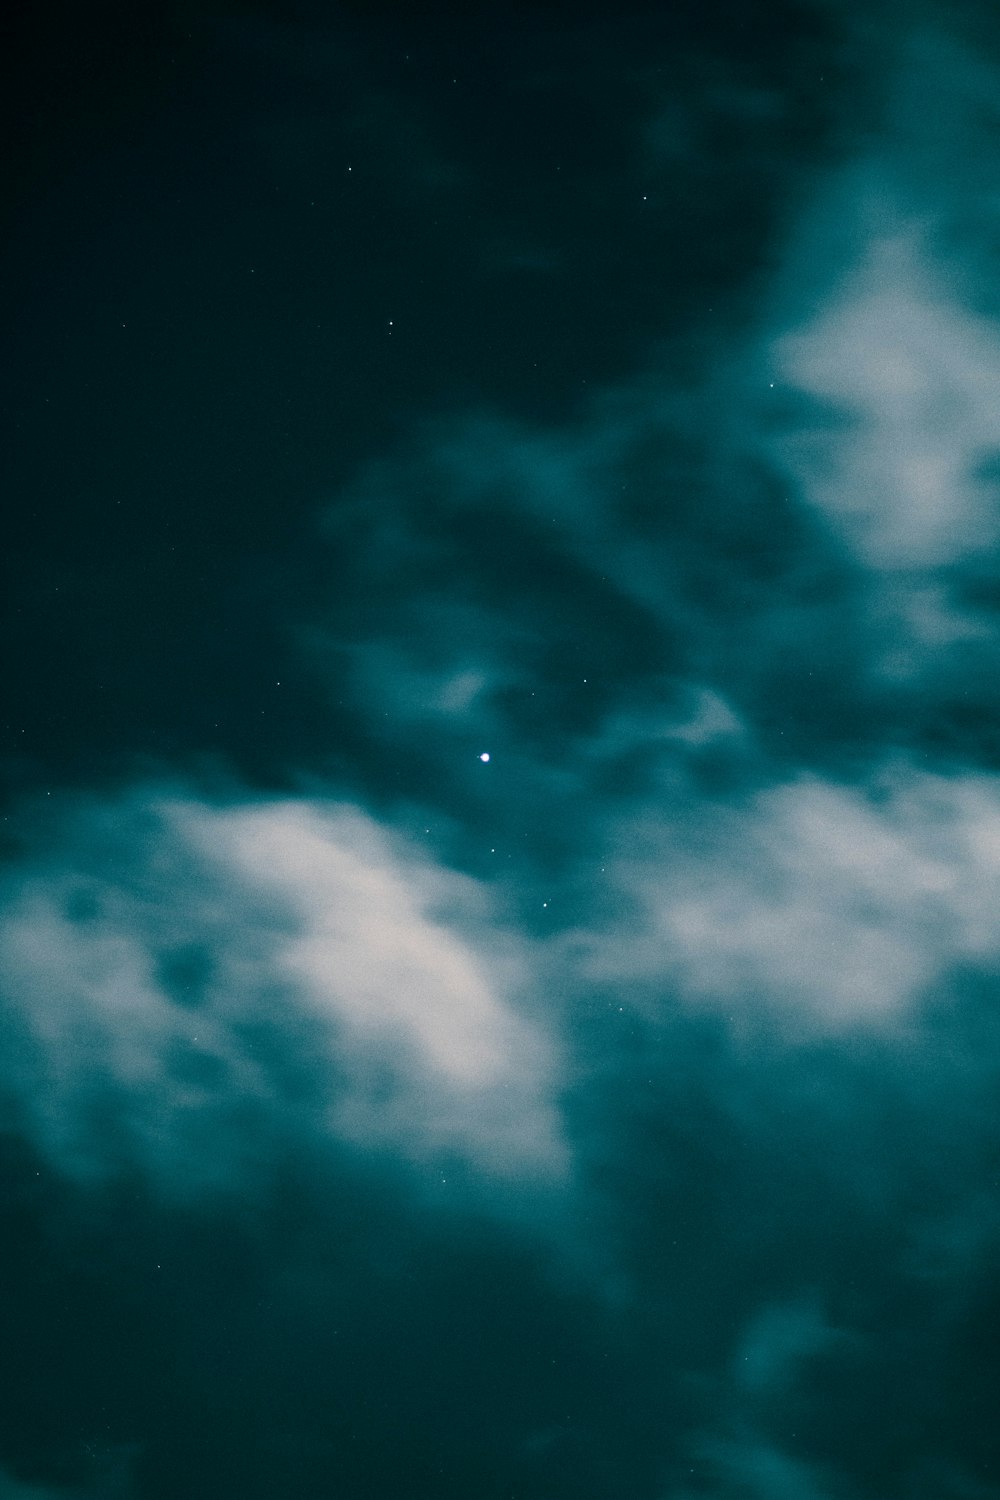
3;4;1000;1498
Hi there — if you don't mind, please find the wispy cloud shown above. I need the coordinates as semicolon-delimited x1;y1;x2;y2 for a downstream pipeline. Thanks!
0;1457;133;1500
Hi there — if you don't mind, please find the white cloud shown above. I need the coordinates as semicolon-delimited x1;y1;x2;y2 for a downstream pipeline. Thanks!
0;789;566;1191
177;798;566;1174
753;19;1000;602
577;767;1000;1031
774;214;1000;572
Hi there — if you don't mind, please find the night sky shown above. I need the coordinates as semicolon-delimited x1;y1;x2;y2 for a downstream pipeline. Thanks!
3;2;1000;1497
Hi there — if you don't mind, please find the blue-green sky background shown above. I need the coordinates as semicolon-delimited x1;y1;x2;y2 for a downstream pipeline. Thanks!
3;3;1000;1496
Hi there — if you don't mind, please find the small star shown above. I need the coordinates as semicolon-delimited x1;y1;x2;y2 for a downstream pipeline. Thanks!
479;752;490;762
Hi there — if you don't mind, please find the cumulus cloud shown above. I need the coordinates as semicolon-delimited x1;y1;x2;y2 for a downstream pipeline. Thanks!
0;789;566;1192
178;797;565;1172
736;21;1000;717
578;767;1000;1031
772;202;1000;572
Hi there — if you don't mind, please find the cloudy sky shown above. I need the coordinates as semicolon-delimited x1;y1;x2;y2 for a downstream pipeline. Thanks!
3;1;1000;1495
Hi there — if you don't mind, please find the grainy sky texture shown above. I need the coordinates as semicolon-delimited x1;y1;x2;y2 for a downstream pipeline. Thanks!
3;3;1000;1497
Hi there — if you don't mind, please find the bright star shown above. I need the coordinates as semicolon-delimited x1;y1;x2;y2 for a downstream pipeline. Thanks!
479;752;490;762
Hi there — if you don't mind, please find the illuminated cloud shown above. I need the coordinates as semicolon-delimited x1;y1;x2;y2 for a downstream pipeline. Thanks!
773;213;1000;571
580;768;1000;1031
177;797;566;1174
0;790;566;1191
